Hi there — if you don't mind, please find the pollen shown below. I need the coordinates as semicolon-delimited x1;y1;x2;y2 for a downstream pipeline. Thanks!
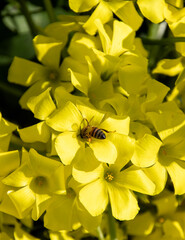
157;216;165;224
105;171;114;182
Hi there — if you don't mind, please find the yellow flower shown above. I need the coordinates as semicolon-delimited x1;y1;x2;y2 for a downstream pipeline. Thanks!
75;161;155;221
8;35;73;109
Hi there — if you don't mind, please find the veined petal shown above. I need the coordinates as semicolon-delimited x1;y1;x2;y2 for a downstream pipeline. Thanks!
29;148;61;177
8;187;35;214
49;165;66;195
144;161;167;195
46;101;83;132
107;1;143;31
83;2;113;35
109;134;134;167
44;195;77;231
79;179;108;216
95;18;111;54
76;200;102;232
0;134;11;153
131;134;162;167
8;56;44;86
19;80;51;109
119;64;148;95
69;69;89;96
107;184;139;220
76;101;105;126
59;56;89;81
2;164;31;187
165;157;185;194
0;191;28;219
73;147;103;184
54;86;90;109
55;132;82;165
32;193;51;221
90;139;117;164
89;80;115;106
33;35;63;68
99;115;130;135
147;109;185;144
137;0;165;23
0;150;20;177
99;93;128;116
165;139;185;160
27;88;56;120
86;56;102;90
44;16;87;41
142;80;170;113
69;0;99;12
130;121;152;139
68;32;101;62
110;20;135;56
117;166;155;195
152;57;183;76
19;122;51;143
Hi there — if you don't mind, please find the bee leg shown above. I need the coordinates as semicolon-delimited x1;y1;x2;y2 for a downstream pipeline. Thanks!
101;129;116;133
88;137;92;143
81;118;89;126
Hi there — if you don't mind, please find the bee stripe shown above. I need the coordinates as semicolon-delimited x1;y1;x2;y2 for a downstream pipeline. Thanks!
96;129;103;139
91;127;99;138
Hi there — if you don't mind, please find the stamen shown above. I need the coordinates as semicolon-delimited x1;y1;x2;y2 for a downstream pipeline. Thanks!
105;171;114;182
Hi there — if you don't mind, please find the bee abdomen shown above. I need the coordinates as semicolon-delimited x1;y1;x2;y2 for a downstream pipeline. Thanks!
92;128;106;139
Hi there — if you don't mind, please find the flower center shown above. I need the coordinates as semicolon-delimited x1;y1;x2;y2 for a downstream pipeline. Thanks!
159;146;167;156
30;176;49;194
104;171;114;182
34;176;47;186
47;69;59;82
157;216;165;224
66;188;76;198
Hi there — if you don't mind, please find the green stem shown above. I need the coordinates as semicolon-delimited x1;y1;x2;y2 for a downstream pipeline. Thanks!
16;0;38;37
142;36;185;45
43;0;57;23
97;226;105;240
108;205;117;240
146;22;167;70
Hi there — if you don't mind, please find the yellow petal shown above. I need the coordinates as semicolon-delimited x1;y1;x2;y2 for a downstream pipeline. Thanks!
33;35;63;68
19;122;50;143
137;0;165;23
79;179;108;216
108;184;139;220
55;132;82;165
69;0;99;12
27;88;56;120
83;2;113;35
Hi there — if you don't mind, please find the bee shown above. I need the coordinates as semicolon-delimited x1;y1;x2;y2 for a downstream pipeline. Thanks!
80;118;112;142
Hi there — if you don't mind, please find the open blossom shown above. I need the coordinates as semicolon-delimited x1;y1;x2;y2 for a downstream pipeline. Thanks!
126;190;185;240
0;149;65;220
73;158;155;221
46;101;131;165
3;0;185;238
8;35;73;109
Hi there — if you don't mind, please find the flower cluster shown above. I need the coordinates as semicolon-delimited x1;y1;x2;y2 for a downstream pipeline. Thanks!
2;0;185;239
